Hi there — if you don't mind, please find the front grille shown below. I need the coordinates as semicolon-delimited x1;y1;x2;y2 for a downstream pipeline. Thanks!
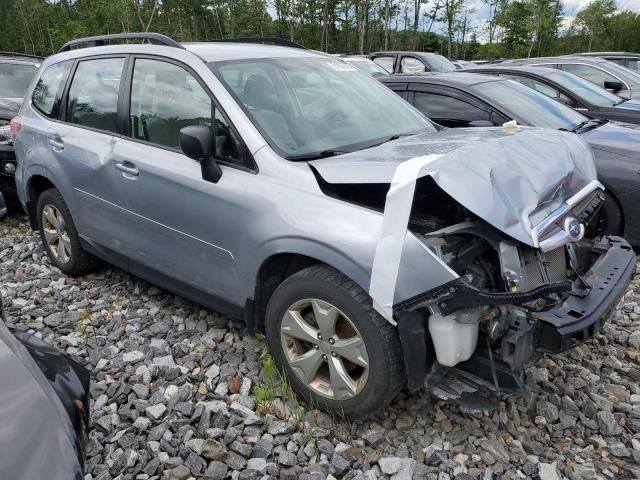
523;247;567;289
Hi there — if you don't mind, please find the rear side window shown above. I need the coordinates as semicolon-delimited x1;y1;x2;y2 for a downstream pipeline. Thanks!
372;56;395;73
32;61;72;117
129;59;212;149
414;92;491;127
561;64;619;89
67;57;125;133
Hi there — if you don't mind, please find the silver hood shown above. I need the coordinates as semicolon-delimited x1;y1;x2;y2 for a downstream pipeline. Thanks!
311;127;599;246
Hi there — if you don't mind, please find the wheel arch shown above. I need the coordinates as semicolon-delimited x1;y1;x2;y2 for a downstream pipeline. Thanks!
25;173;58;230
244;242;371;333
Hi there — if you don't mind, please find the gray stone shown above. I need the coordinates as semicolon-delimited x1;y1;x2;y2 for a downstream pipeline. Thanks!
204;461;228;480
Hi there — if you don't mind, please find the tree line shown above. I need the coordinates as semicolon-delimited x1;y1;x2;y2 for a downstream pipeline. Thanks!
0;0;637;61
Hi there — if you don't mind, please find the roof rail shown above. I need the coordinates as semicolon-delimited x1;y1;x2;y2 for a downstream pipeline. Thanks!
209;37;306;49
0;51;43;60
58;32;184;53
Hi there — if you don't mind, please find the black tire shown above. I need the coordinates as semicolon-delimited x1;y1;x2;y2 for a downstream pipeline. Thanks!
265;265;405;418
36;188;99;276
596;191;623;237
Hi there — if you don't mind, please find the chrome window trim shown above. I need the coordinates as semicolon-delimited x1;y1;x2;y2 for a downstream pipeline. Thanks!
528;62;630;91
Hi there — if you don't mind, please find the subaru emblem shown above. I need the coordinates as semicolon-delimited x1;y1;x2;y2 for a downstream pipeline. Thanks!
564;217;584;241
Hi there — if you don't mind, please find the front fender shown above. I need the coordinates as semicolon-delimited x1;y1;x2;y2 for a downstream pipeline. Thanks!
245;231;459;321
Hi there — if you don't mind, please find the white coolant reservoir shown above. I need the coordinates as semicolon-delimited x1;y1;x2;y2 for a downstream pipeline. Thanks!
428;311;479;367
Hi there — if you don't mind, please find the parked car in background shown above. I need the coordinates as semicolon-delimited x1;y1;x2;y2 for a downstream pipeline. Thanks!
369;50;456;74
381;72;640;244
451;59;475;69
465;65;640;125
501;56;640;99
574;52;640;73
0;293;90;480
338;55;389;76
0;52;41;199
14;33;636;417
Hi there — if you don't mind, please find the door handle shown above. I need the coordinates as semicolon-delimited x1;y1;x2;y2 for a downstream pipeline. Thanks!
48;138;64;150
115;161;139;177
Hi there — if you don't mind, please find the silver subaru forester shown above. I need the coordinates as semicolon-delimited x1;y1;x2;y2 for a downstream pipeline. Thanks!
13;33;636;417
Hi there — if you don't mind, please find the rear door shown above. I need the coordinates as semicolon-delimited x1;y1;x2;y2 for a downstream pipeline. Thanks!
47;55;130;268
112;56;254;311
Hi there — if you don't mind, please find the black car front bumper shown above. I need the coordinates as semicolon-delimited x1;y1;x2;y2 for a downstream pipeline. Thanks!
535;236;636;352
0;143;16;195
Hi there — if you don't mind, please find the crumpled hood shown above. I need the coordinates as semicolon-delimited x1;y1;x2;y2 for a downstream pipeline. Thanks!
0;97;22;120
311;127;598;246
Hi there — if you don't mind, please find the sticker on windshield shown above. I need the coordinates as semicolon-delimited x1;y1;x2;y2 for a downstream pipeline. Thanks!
326;62;358;72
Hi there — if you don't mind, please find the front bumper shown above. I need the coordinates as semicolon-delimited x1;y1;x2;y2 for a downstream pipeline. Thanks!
0;143;16;195
535;236;636;352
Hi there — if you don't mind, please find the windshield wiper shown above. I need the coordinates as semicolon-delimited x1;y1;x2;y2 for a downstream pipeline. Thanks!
361;132;418;151
286;149;349;161
566;118;607;133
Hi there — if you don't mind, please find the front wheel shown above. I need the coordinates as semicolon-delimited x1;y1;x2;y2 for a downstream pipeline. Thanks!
265;265;405;418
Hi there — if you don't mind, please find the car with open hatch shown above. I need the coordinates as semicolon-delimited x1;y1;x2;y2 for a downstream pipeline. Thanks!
12;33;637;417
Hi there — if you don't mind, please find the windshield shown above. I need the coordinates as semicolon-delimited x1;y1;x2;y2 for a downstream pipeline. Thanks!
0;62;38;98
344;58;389;76
477;79;587;130
211;57;434;158
425;54;457;73
546;71;621;106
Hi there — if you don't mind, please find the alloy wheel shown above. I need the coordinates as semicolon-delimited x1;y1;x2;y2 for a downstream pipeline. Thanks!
41;204;71;264
280;298;370;400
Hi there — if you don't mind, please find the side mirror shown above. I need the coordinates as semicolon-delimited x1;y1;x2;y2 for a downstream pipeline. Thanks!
468;120;494;127
604;80;623;92
180;125;222;183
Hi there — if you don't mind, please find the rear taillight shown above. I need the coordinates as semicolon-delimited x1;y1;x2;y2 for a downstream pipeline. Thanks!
10;116;22;138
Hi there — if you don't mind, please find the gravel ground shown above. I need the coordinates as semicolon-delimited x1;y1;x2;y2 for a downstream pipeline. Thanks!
2;212;640;480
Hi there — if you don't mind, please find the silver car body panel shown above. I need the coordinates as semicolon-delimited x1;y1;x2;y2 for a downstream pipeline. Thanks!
14;43;599;323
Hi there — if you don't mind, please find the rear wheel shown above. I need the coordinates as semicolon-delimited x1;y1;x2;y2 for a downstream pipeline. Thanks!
36;189;99;276
265;265;405;418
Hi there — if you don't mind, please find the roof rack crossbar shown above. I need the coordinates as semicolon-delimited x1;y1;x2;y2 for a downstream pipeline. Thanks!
58;33;184;53
209;37;306;49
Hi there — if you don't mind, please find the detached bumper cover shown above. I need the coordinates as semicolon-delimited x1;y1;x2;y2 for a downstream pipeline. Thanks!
535;237;636;352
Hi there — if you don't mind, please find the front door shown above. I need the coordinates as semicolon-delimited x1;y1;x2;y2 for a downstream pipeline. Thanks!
112;56;254;310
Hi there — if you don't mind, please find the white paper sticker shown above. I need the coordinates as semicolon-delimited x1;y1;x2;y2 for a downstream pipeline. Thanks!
326;62;358;72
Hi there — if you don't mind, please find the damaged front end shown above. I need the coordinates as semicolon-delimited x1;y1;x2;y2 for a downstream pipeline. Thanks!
312;128;636;409
395;183;636;409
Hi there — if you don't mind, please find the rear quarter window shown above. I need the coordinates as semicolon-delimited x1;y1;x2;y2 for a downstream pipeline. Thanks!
32;61;72;118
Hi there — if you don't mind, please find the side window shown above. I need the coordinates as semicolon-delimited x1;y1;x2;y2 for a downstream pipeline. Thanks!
129;59;247;167
32;61;72;117
129;59;211;149
562;64;618;89
503;74;578;108
401;57;427;73
413;91;491;128
372;56;394;73
624;59;640;72
67;58;125;133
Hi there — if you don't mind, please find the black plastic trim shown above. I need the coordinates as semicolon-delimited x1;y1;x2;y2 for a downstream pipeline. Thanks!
59;33;184;53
